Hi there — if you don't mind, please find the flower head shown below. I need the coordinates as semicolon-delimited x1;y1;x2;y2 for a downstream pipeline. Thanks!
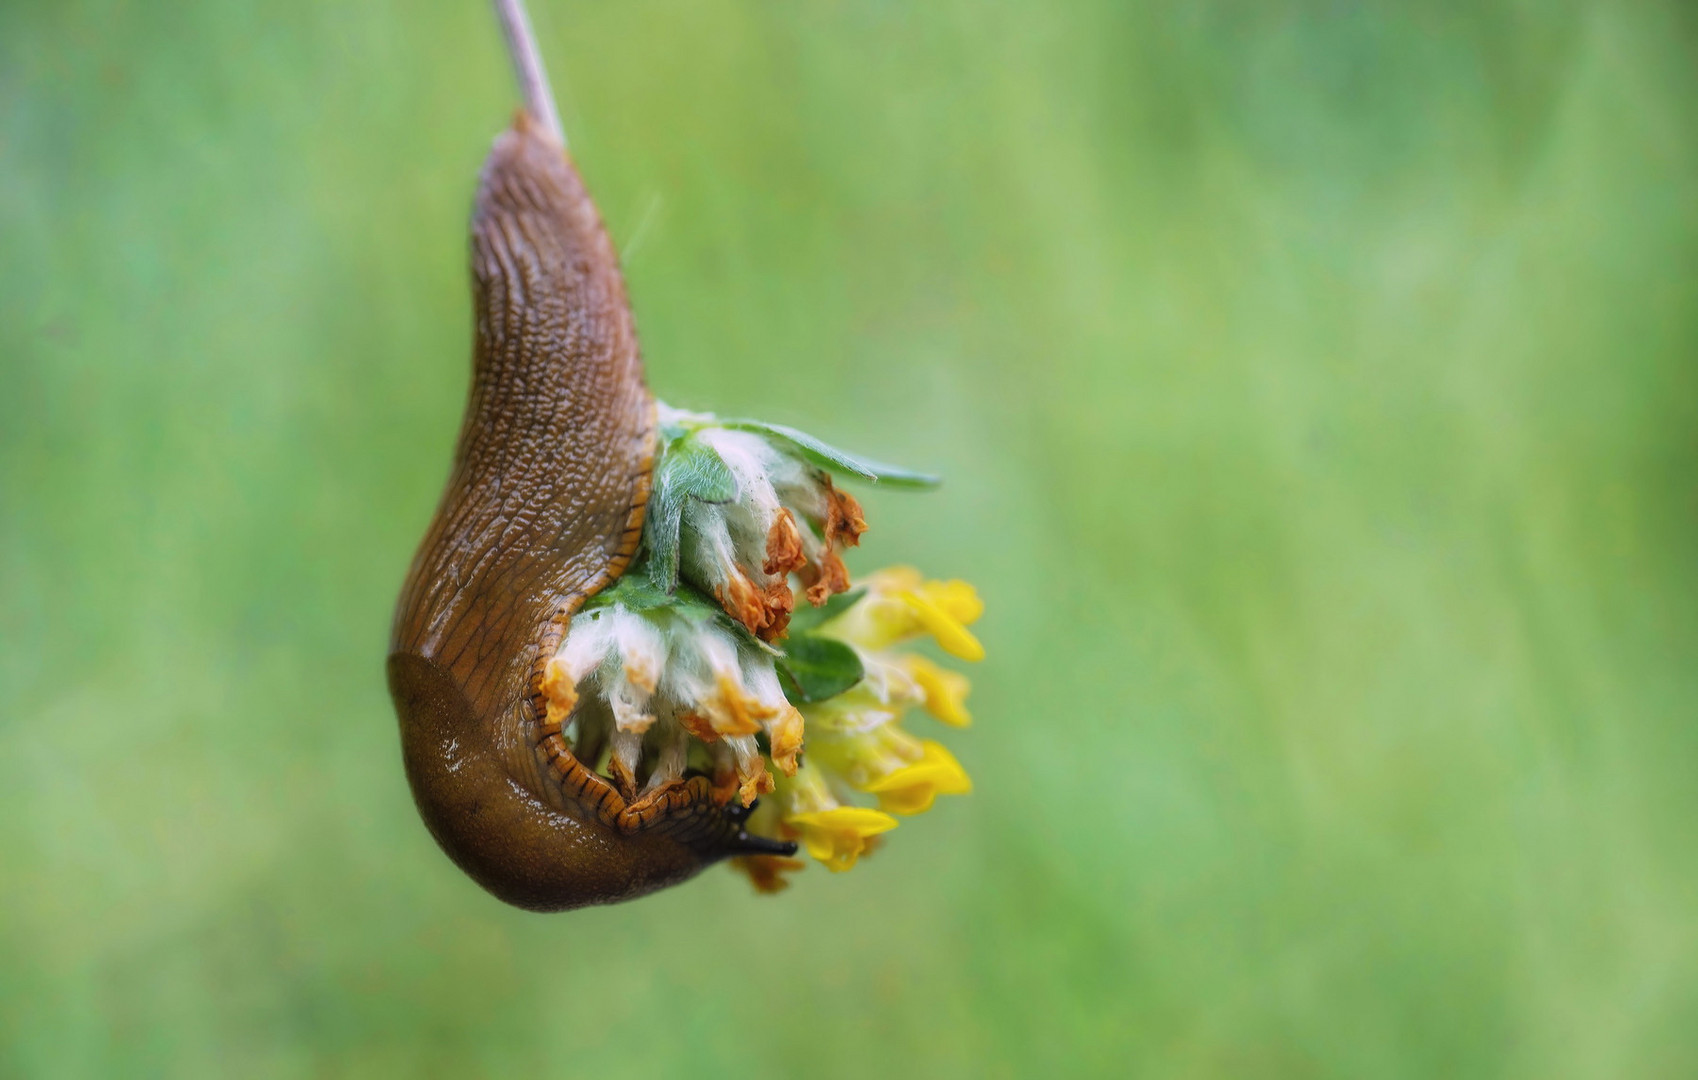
656;408;869;641
544;407;982;887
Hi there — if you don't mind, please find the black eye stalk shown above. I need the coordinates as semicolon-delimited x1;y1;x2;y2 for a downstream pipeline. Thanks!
724;799;799;857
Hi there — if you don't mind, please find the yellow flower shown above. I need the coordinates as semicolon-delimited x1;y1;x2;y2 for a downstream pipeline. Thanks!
825;567;986;661
861;740;972;815
785;807;899;871
807;717;923;786
892;586;984;661
903;654;972;727
917;577;984;626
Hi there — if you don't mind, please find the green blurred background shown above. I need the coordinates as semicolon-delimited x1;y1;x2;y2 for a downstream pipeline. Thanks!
4;1;1697;1076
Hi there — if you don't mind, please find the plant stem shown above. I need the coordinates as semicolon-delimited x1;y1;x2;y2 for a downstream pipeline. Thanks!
491;0;564;146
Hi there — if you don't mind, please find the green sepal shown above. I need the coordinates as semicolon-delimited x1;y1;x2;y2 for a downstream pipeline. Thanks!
776;633;865;704
644;436;738;592
723;419;941;489
582;572;680;614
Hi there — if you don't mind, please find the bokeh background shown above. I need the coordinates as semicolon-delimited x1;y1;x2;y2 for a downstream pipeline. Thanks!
5;1;1697;1076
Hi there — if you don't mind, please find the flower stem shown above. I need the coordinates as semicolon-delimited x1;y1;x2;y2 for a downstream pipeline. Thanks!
491;0;565;146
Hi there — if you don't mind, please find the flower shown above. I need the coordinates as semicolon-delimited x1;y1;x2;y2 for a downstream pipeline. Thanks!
863;740;973;815
797;692;972;814
659;408;867;641
903;655;973;727
787;807;899;871
817;566;985;660
544;407;982;888
541;598;801;804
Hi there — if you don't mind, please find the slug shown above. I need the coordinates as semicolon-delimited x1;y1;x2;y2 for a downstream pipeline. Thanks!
386;111;788;911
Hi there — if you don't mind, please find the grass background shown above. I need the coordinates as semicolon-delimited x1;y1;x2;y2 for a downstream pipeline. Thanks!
4;1;1697;1076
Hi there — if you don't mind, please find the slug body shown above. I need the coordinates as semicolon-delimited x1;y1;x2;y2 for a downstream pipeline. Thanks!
388;114;743;910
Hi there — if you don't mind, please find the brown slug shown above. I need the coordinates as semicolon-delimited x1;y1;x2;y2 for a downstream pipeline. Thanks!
386;111;789;911
385;0;983;907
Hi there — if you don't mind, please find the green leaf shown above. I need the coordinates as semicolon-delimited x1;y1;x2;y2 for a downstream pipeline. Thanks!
584;575;759;654
776;633;865;704
785;586;865;634
643;436;738;592
723;419;941;489
585;572;675;613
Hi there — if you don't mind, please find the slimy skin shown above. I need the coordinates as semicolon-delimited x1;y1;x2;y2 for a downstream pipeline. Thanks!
387;114;764;911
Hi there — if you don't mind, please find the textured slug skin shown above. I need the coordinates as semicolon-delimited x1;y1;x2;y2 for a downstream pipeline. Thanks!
387;113;723;911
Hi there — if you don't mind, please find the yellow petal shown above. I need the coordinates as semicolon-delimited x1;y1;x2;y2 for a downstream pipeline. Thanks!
895;588;985;662
767;704;805;776
786;807;899;871
918;740;973;794
920;579;984;626
862;740;973;815
867;781;940;816
904;654;972;727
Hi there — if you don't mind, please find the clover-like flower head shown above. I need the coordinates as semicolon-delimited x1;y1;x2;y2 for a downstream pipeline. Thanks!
541;406;982;889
